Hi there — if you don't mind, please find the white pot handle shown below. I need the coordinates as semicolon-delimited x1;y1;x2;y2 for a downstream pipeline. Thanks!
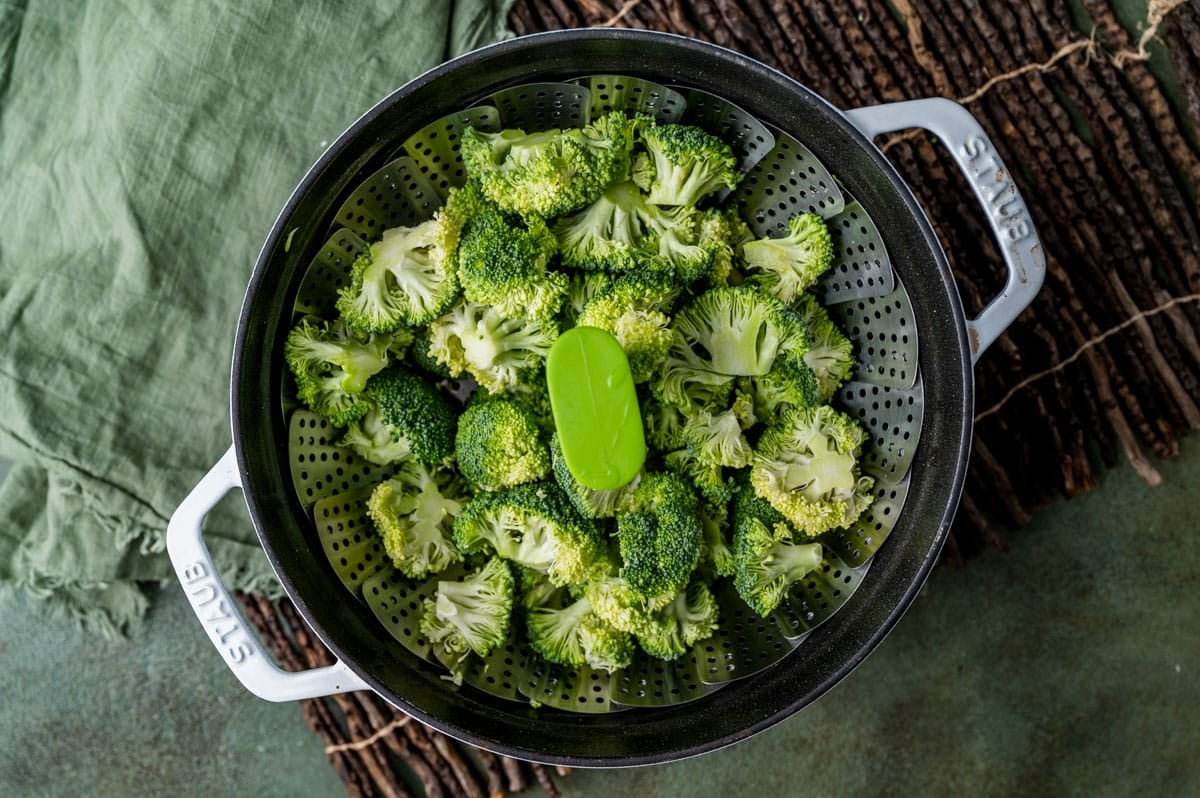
166;446;370;701
844;98;1046;363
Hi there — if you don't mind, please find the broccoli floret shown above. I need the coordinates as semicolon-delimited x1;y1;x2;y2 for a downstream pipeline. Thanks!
366;463;465;579
344;367;457;467
514;564;562;611
700;501;736;578
335;215;461;333
581;109;644;181
284;318;392;426
742;213;834;303
662;446;732;509
564;271;618;326
737;353;820;423
635;579;720;660
617;472;703;602
580;303;672;384
732;483;822;616
455;400;550;491
469;368;555;436
341;406;412;465
750;405;875;535
583;574;675;633
681;407;754;468
460;112;635;218
655;287;806;410
642;205;721;284
669;286;808;378
635;123;740;207
427;301;557;394
578;269;686;384
456;208;566;321
404;328;459;380
419;558;515;683
453;481;605;586
553;180;656;273
525;593;635;672
549;433;640;519
698;207;753;287
641;393;688;452
792;292;856;402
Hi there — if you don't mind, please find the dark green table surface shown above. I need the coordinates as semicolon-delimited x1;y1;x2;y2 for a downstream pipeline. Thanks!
3;434;1196;797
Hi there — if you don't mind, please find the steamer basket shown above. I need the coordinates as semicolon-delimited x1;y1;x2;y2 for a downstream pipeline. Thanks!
168;29;1043;766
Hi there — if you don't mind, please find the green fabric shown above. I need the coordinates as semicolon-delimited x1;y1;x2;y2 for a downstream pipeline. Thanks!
0;0;514;635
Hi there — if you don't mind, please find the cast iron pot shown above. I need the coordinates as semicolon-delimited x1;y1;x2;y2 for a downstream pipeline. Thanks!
167;29;1044;766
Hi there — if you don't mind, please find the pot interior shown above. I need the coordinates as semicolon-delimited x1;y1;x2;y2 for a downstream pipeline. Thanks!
232;29;972;766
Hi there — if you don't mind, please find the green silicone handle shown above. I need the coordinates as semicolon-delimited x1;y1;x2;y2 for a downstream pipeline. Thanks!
546;326;646;491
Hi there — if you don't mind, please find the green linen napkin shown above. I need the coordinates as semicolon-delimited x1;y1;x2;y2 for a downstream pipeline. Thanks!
0;0;513;636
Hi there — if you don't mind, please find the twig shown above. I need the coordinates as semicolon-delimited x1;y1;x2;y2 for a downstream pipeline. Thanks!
957;36;1095;105
501;757;527;793
324;716;413;755
975;293;1200;423
598;0;644;27
475;749;506;798
1112;0;1186;67
880;0;1187;153
529;763;561;798
430;734;486;798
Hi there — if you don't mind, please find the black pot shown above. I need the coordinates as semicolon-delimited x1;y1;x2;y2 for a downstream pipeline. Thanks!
168;29;1043;766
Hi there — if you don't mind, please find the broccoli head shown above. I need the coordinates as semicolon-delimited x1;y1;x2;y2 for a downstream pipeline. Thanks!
732;482;822;616
456;208;566;321
565;271;618;326
366;463;465;579
344;366;457;467
641;205;721;284
335;217;460;333
553;180;656;273
792;292;856;402
641;393;688;453
655;286;806;410
750;405;875;535
419;558;515;682
681;406;754;469
698;207;753;287
742;213;834;303
669;286;808;378
583;574;674;633
460;112;635;218
340;405;412;465
427;301;558;394
635;123;740;207
549;433;640;519
580;270;684;381
525;593;635;673
738;353;820;423
284;318;392;427
662;446;732;509
634;579;720;660
455;399;550;491
700;501;736;578
453;481;606;586
617;472;703;602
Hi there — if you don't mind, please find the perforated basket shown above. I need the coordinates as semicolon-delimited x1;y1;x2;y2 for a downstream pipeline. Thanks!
168;29;1043;767
282;74;921;715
